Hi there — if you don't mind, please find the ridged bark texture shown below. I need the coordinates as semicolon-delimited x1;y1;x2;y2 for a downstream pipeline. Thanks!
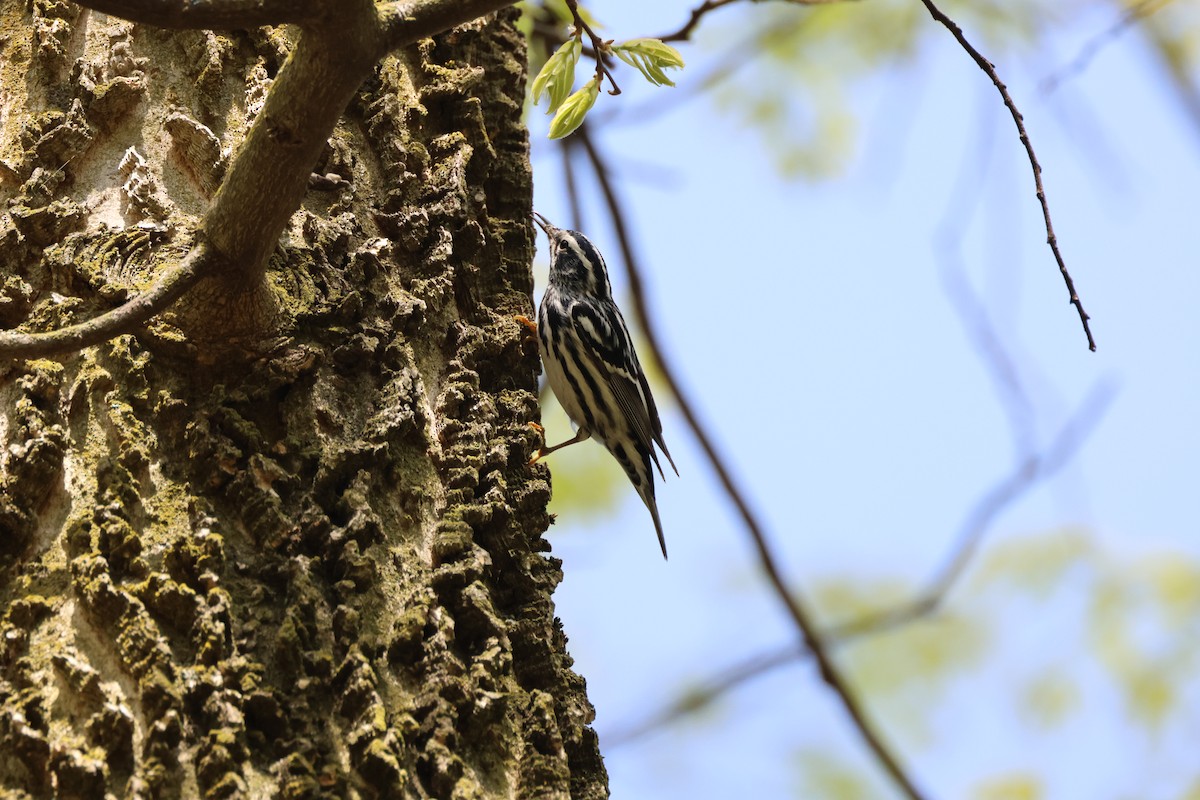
0;2;607;797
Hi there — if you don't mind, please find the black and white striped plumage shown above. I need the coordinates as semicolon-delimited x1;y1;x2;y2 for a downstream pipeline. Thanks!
532;213;678;558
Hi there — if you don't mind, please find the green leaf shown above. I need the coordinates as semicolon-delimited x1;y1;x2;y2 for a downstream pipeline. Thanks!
531;38;582;113
613;38;685;87
548;77;599;139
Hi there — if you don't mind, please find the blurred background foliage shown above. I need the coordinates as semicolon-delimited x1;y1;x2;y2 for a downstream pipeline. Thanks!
519;0;1200;797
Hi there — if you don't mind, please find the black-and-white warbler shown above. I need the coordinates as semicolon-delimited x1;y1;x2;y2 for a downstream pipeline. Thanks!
525;212;678;558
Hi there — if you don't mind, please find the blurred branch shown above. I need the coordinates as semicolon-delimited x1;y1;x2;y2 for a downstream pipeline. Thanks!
918;0;1097;352
931;94;1039;459
561;138;586;230
605;15;804;127
1041;0;1171;94
658;0;855;43
608;380;1115;747
610;95;1110;740
607;646;799;747
575;123;927;800
942;268;1039;452
837;379;1115;634
660;0;742;43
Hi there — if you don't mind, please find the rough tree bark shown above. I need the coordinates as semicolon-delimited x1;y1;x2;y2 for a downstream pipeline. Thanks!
0;2;607;797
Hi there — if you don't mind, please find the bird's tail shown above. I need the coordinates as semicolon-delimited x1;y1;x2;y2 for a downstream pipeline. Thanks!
644;493;668;560
613;442;669;559
633;468;668;560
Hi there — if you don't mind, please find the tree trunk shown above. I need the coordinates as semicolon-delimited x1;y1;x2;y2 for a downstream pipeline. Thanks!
0;3;607;797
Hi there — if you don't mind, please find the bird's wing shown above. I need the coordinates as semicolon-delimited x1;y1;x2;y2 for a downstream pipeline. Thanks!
573;300;675;480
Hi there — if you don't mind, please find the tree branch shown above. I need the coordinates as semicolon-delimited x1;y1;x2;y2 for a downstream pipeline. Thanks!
0;243;211;359
3;0;520;360
563;0;620;95
608;380;1115;747
659;0;856;43
200;8;381;276
660;0;741;43
574;124;927;800
73;0;318;28
918;0;1096;352
379;0;519;53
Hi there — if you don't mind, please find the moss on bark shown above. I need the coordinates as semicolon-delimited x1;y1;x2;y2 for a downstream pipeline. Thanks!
0;3;606;797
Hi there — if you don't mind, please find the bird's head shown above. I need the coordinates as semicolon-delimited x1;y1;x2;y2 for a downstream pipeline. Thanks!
532;212;613;299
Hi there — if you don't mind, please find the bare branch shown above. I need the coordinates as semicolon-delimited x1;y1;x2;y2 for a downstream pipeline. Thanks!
0;243;211;359
379;0;520;53
918;0;1096;352
72;0;318;28
609;381;1115;747
575;124;928;800
200;16;380;275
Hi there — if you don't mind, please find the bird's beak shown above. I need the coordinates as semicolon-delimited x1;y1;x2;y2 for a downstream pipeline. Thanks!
532;211;555;235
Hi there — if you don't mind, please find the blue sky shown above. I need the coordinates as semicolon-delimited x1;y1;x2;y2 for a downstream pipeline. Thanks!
527;2;1199;797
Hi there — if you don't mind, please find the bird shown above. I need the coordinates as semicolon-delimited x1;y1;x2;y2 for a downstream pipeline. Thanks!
522;211;678;558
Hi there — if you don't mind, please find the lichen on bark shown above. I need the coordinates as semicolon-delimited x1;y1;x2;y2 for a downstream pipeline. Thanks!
0;3;607;797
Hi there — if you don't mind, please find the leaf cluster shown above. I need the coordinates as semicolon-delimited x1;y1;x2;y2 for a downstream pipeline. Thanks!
528;5;686;139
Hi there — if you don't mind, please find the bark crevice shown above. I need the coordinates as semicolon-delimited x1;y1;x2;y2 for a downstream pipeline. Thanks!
0;4;607;797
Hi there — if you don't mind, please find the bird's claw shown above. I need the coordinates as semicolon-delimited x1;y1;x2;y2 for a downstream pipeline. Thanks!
514;314;538;338
527;422;545;466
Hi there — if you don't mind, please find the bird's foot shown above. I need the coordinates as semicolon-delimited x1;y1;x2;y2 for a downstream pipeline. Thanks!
514;315;538;338
527;422;546;465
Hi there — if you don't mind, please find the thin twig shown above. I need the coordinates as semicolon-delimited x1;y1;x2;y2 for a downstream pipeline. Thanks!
918;0;1096;352
564;0;621;95
608;381;1115;747
575;124;927;800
